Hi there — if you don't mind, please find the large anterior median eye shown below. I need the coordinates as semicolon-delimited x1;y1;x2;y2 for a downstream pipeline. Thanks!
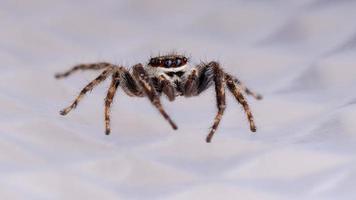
164;59;172;67
175;58;182;66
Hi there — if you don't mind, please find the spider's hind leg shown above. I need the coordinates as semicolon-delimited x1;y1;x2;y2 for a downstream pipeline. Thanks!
55;62;113;79
228;74;262;100
225;74;257;132
60;67;114;115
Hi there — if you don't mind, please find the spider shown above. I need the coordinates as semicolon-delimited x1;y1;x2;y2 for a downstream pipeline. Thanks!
55;53;262;143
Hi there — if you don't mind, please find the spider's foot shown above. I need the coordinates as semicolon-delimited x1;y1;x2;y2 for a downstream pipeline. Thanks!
167;119;178;130
54;74;62;79
255;94;263;100
54;72;68;79
250;124;257;132
206;128;216;143
105;129;111;135
167;96;175;102
59;108;71;115
171;123;178;130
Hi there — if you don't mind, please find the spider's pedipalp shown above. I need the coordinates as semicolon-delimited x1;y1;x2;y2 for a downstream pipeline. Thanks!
184;69;198;97
132;64;178;130
225;74;256;132
158;75;175;101
60;67;114;115
104;71;120;135
55;62;113;79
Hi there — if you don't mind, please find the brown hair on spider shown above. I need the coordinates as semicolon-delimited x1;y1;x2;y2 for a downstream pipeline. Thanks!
149;55;188;68
55;53;262;143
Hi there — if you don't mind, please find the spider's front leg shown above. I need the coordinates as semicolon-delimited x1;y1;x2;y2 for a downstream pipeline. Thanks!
132;64;178;130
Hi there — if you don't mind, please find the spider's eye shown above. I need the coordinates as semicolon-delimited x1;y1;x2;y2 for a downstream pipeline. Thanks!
164;59;172;67
182;57;188;63
175;58;182;66
150;59;157;66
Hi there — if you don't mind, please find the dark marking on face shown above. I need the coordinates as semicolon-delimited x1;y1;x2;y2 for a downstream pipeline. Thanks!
165;71;185;78
149;55;188;68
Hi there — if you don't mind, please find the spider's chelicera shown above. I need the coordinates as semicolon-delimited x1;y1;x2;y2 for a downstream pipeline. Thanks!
55;53;262;142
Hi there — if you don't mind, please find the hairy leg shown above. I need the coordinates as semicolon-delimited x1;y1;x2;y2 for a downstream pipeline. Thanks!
225;74;257;132
60;67;113;115
196;63;215;94
205;62;226;143
55;62;113;79
104;71;120;135
119;67;144;97
132;64;178;130
159;75;175;101
184;69;198;97
225;73;262;100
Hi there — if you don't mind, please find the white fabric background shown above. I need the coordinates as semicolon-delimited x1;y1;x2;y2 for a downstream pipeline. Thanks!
1;0;356;199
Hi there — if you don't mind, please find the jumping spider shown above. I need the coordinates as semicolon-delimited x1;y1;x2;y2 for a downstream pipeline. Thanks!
55;54;262;142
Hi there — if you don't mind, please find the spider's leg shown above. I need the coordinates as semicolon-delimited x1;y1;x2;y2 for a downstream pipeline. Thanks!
119;68;144;97
184;69;198;97
225;73;262;100
243;86;262;100
132;64;178;130
60;67;113;115
55;62;113;79
104;71;120;135
196;63;215;94
225;74;257;132
205;62;226;143
104;67;146;135
159;75;175;101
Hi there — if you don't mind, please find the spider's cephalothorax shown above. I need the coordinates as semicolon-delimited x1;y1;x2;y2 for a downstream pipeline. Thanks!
55;53;262;142
146;55;191;96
